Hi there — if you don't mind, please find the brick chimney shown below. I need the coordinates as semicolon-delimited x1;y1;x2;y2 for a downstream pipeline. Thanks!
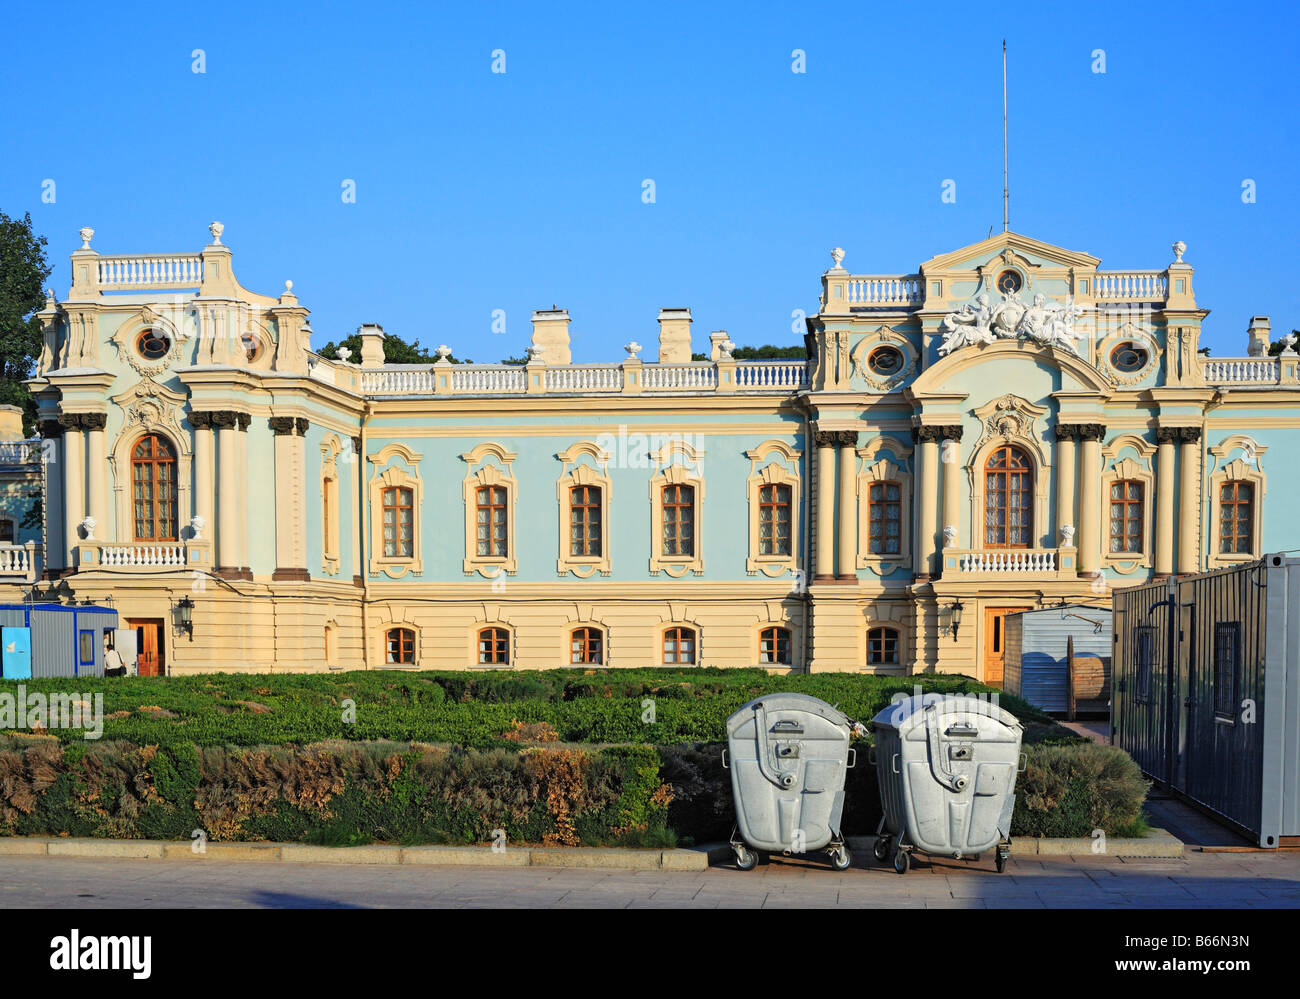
657;308;692;363
530;308;571;365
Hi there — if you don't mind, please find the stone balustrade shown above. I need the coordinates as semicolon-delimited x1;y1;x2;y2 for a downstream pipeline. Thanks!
1203;358;1282;385
1091;270;1169;302
97;254;204;290
845;275;924;306
941;546;1077;578
76;540;212;571
0;542;40;583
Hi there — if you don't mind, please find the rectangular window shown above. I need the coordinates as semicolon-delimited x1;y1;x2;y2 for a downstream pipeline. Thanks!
0;520;13;543
868;482;902;555
662;484;694;557
759;626;791;665
758;484;792;556
663;627;696;665
476;486;508;557
1109;480;1144;554
382;487;414;558
1219;482;1254;555
1214;622;1240;718
386;628;415;665
78;629;94;666
1134;626;1154;703
570;485;602;558
867;627;899;665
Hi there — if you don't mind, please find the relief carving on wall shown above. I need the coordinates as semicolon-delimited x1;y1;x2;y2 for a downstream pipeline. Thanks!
939;291;1087;357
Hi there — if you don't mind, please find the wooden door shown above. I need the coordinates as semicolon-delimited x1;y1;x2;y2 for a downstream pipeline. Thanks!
127;619;165;677
983;606;1030;688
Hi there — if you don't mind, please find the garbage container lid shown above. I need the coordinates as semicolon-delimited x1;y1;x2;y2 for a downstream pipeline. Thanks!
725;693;851;735
868;693;1022;735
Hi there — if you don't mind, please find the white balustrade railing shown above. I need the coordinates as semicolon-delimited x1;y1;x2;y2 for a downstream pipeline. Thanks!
0;440;41;465
642;364;719;391
846;275;923;306
1092;271;1168;301
545;365;623;392
97;544;187;568
97;254;204;288
957;550;1057;573
0;543;39;577
360;366;435;395
1203;358;1281;384
735;361;809;390
452;366;527;394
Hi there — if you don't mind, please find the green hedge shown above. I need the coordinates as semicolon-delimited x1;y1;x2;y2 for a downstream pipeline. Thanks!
0;734;1147;846
1;668;1055;749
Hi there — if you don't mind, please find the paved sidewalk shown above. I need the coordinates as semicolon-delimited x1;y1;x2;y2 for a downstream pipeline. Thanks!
3;847;1298;908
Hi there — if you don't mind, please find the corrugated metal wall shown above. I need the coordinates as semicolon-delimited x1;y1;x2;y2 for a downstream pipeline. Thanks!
0;604;116;680
1114;560;1288;845
1004;606;1112;714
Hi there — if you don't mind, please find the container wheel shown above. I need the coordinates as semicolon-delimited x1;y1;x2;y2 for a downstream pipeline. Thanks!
996;849;1008;874
892;848;910;875
872;837;891;863
734;845;758;871
829;845;852;871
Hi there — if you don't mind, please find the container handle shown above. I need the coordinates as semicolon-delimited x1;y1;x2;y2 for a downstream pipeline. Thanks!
721;748;729;770
846;747;856;770
891;753;900;774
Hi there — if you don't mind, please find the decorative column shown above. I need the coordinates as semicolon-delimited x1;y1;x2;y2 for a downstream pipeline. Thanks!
191;413;215;540
40;419;65;573
914;426;940;579
213;411;241;576
351;435;363;585
236;412;251;574
1178;426;1202;575
84;414;108;537
835;431;858;581
939;425;963;552
1054;425;1077;545
813;431;836;582
58;414;84;567
1077;424;1105;575
1154;426;1177;577
271;417;310;581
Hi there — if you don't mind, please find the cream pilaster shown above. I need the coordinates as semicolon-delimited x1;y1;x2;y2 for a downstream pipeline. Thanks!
1154;427;1177;576
40;419;65;572
191;413;214;540
915;426;940;579
1054;425;1077;544
835;431;858;580
84;413;108;537
236;413;250;573
813;431;836;582
939;426;963;551
214;412;240;575
58;414;84;567
1077;424;1105;574
1178;426;1202;574
271;417;310;580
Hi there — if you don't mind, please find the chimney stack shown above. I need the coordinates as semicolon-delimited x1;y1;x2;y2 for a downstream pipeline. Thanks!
530;308;571;365
1247;316;1271;357
657;308;693;363
358;323;386;367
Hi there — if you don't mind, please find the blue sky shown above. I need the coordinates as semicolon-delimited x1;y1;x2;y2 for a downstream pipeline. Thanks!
2;0;1296;361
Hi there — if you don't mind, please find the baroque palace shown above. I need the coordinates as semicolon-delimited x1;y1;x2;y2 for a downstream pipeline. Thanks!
0;223;1293;679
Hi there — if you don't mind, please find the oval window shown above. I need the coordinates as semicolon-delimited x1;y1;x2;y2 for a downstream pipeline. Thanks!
241;333;261;362
996;270;1023;295
136;328;171;360
1110;342;1149;373
868;345;904;376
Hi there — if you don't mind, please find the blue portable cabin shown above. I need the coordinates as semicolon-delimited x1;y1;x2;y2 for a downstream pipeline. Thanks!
0;603;119;679
1002;604;1112;714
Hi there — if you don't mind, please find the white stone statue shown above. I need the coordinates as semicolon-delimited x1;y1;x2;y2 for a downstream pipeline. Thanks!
190;515;206;541
337;346;352;363
938;293;996;355
720;339;736;360
942;525;958;549
1060;524;1076;546
79;516;97;541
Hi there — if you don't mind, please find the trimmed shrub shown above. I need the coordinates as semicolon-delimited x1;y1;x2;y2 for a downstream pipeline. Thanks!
1012;743;1150;838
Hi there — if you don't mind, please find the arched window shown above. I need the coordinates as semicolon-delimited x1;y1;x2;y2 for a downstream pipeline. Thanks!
570;627;603;664
661;484;695;557
1109;479;1144;553
1219;481;1254;554
131;434;178;542
662;626;696;665
478;626;510;665
570;485;602;557
385;627;414;665
759;626;791;665
324;622;338;663
867;626;900;666
985;445;1032;548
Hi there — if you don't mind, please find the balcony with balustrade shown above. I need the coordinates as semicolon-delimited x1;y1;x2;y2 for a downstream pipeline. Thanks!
74;539;213;573
0;543;41;584
940;546;1078;580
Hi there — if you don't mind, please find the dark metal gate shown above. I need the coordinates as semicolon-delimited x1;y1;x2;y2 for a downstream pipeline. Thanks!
1113;561;1269;842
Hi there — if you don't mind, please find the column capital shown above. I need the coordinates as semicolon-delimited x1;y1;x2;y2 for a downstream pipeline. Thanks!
813;430;838;448
1054;424;1080;441
57;413;83;430
1076;423;1107;443
189;411;214;430
912;425;945;444
41;419;64;438
1155;426;1181;444
81;412;107;431
1178;426;1202;444
210;411;242;430
832;430;858;447
294;417;309;437
936;424;962;442
236;412;251;431
269;416;297;436
351;436;362;457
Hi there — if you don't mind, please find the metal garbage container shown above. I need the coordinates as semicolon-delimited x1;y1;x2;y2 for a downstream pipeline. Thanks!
722;693;857;871
869;693;1023;874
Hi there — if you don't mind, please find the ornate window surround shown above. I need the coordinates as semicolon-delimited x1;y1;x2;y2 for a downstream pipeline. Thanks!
1100;434;1155;573
849;325;919;393
967;395;1051;551
1095;322;1163;386
1207;435;1267;568
648;439;706;577
744;440;801;578
462;442;519;578
556;441;612;578
106;380;194;543
367;441;423;579
321;434;342;576
856;435;913;571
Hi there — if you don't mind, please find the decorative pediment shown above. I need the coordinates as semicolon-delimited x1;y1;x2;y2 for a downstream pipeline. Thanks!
972;394;1047;450
938;290;1088;356
110;378;191;451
